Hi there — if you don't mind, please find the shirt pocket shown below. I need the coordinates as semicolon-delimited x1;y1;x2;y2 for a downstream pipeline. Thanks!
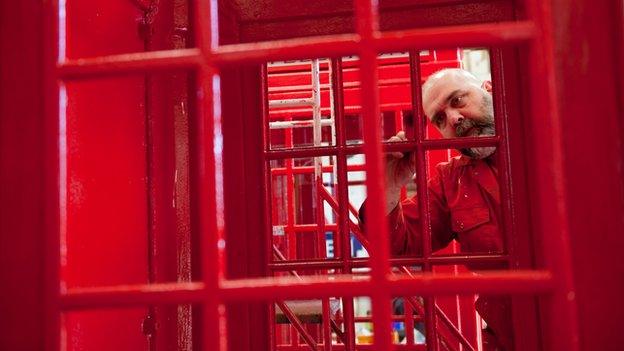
451;207;490;233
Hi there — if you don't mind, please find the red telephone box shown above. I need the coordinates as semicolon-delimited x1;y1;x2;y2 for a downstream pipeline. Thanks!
1;1;624;351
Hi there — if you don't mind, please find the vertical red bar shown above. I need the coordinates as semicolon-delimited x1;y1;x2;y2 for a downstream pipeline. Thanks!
262;65;281;351
283;121;298;348
322;298;332;351
394;110;408;200
331;57;356;351
489;50;515;263
524;0;580;350
45;0;62;350
192;0;225;350
409;50;439;351
286;126;296;260
262;64;283;351
354;1;392;350
316;175;326;261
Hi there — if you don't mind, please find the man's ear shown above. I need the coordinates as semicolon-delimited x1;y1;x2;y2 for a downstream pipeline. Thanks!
481;80;493;92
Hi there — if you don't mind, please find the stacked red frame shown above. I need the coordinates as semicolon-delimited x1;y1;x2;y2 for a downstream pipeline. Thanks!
46;1;579;351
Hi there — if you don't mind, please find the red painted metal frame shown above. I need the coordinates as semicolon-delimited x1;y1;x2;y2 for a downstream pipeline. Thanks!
44;0;62;349
332;57;357;351
192;1;224;350
354;2;394;350
43;1;581;351
523;0;580;350
265;48;479;349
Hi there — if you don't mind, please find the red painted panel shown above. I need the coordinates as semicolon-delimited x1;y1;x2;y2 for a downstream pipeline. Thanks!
64;75;148;351
64;309;149;350
65;0;144;59
552;1;624;350
63;2;150;351
65;76;148;288
0;1;47;349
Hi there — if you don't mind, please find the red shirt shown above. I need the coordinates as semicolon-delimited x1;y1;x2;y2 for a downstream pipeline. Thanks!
387;154;504;261
360;154;513;349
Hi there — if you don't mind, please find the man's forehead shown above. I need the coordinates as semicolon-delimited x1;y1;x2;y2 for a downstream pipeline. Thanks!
426;73;469;96
423;72;478;115
424;76;463;113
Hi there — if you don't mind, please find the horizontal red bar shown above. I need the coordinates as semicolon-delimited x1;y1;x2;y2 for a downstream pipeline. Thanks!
266;146;342;159
279;223;338;232
268;254;510;271
277;345;425;351
383;136;500;151
60;271;551;310
220;271;552;302
420;136;500;150
374;21;536;52
266;136;499;159
387;270;553;295
331;315;424;324
211;34;361;66
61;282;205;310
57;48;203;80
212;21;535;66
271;164;365;175
55;22;534;80
269;103;412;119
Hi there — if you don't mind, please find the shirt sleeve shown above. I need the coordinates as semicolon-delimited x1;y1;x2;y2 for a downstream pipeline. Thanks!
358;172;455;256
427;168;456;252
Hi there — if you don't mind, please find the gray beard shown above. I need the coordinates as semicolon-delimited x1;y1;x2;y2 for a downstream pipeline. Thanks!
461;145;496;159
456;99;496;159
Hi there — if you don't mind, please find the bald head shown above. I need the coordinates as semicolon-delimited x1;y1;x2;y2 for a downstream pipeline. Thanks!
420;68;496;158
422;68;485;119
422;68;488;122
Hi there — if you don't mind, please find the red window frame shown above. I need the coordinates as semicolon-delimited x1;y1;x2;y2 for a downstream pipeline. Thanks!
265;51;477;350
44;1;580;351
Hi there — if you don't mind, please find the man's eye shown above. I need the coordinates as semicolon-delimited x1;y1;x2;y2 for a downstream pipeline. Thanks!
451;95;465;107
433;114;444;126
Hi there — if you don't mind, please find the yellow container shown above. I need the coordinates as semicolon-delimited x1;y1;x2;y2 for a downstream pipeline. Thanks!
356;334;374;344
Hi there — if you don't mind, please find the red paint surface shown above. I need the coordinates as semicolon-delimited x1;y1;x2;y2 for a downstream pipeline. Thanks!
64;0;149;341
63;74;149;349
0;1;47;350
62;1;190;350
552;1;624;350
2;1;624;351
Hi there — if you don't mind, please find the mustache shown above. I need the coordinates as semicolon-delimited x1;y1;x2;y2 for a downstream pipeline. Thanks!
455;118;495;137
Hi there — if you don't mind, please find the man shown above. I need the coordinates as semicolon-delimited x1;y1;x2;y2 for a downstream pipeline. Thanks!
360;68;512;350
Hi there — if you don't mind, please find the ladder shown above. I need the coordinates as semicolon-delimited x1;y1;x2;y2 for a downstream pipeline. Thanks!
268;59;337;183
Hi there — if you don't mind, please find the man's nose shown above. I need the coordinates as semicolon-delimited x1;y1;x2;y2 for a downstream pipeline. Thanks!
447;110;464;127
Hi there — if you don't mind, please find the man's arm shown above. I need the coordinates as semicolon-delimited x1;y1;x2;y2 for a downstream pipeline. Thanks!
359;179;455;256
384;131;415;214
359;130;418;255
358;132;455;256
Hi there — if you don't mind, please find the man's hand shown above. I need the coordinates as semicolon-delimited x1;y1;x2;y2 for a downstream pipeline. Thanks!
385;131;415;214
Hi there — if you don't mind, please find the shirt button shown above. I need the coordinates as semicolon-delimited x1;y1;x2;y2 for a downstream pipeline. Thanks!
459;223;464;229
464;193;468;198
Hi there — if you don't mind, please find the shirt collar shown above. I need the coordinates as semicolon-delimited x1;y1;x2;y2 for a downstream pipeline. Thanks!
455;152;498;167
